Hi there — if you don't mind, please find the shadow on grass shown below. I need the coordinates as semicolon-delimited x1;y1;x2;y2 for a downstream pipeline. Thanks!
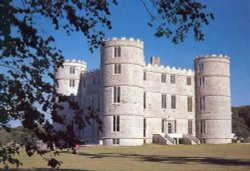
5;151;249;170
5;169;92;171
76;152;250;167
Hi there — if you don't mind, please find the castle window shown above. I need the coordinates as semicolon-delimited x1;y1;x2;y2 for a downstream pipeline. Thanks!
203;120;206;134
113;116;120;132
143;92;146;109
171;95;176;109
113;87;121;103
199;77;205;86
69;79;75;87
112;139;120;144
70;66;75;74
199;121;201;134
188;120;193;134
168;123;172;133
143;72;147;81
161;119;165;133
114;64;121;74
200;97;206;111
187;96;192;112
161;94;167;108
170;75;175;84
114;46;121;57
174;120;177;133
199;63;204;72
143;118;146;137
187;77;192;85
200;120;206;134
161;73;166;83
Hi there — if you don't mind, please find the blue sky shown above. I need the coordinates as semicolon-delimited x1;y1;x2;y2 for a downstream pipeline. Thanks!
40;0;250;106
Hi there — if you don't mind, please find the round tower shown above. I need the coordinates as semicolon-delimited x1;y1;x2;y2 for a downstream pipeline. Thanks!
101;37;145;146
194;54;232;144
54;59;86;143
55;59;86;96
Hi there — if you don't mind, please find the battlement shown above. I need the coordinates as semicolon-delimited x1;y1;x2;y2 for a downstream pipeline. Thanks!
145;63;194;74
194;54;230;60
103;37;144;44
64;59;87;65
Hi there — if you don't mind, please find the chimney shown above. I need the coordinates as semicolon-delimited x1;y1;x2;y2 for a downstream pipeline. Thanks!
150;56;160;66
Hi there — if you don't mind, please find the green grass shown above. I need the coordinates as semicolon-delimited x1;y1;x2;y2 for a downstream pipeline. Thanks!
2;144;250;171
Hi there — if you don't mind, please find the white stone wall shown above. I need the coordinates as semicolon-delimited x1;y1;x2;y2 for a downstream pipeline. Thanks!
101;38;145;146
102;115;144;146
143;64;195;139
145;118;162;141
195;55;232;144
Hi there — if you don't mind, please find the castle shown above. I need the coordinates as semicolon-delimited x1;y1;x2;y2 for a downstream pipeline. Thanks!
54;37;232;146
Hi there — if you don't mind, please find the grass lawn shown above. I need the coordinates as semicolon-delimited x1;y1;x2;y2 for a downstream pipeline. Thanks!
1;144;250;171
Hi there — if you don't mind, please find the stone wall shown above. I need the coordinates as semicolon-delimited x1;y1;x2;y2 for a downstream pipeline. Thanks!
194;55;232;144
143;64;196;141
101;37;145;146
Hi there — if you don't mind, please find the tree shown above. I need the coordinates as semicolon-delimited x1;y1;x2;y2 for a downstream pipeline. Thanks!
0;0;214;169
0;126;34;145
232;106;250;140
141;0;214;43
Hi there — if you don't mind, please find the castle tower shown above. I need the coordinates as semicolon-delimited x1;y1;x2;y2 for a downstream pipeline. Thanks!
101;37;145;146
54;59;87;140
194;54;232;144
55;59;87;96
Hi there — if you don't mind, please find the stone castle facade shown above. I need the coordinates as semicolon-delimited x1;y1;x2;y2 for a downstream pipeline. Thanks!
55;37;232;146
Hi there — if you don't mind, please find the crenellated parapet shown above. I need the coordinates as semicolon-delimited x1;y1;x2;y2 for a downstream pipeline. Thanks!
194;54;230;65
145;63;194;75
194;54;230;60
102;37;144;49
103;37;144;44
64;59;87;66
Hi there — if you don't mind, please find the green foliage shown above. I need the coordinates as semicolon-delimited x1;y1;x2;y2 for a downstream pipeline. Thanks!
0;142;22;169
0;0;117;168
0;126;34;145
141;0;214;43
46;157;62;169
232;106;250;140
